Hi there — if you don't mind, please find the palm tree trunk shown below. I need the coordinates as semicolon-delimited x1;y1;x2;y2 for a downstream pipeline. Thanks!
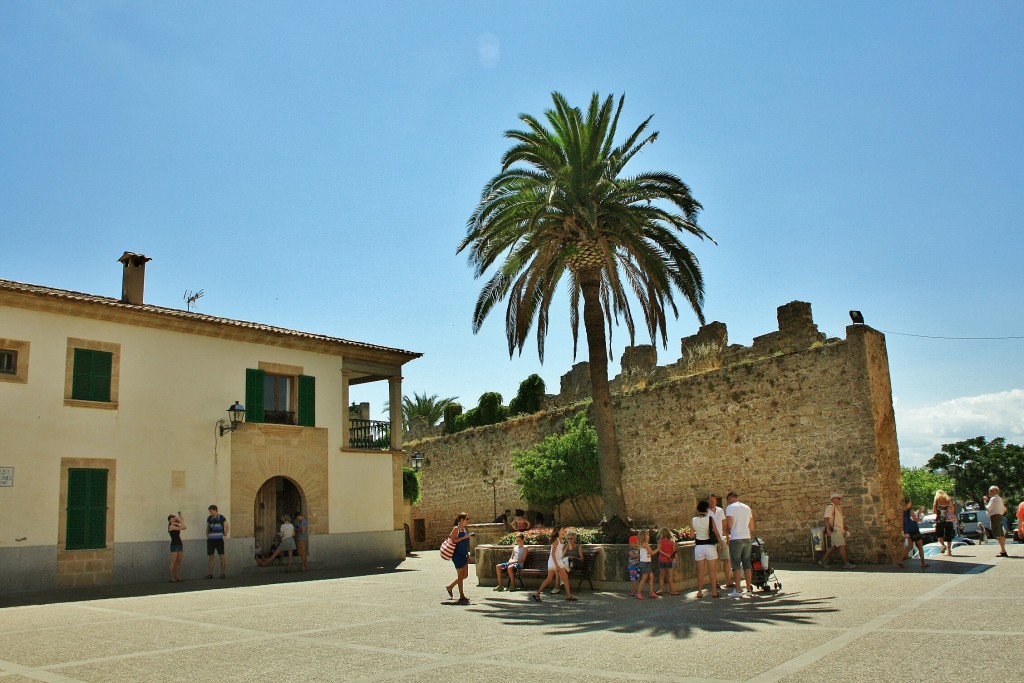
579;272;629;524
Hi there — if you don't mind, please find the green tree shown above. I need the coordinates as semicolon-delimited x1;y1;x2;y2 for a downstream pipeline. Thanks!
402;466;421;505
926;436;1024;506
458;92;712;528
511;411;602;522
384;392;457;431
900;466;955;508
509;373;546;416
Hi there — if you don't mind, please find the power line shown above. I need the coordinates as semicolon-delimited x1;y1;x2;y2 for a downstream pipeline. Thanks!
879;330;1024;340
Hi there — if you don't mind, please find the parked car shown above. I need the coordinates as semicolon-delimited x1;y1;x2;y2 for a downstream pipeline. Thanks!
918;513;938;543
959;510;992;539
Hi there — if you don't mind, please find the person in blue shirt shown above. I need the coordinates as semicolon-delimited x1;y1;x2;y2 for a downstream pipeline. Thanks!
897;497;929;569
445;512;473;604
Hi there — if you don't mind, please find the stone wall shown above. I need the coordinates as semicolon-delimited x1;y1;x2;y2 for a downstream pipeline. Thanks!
409;302;903;564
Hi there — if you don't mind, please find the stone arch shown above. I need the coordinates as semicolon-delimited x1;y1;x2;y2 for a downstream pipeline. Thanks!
229;424;329;543
253;476;307;554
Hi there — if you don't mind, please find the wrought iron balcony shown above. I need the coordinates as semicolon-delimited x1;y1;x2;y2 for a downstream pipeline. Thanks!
349;418;392;450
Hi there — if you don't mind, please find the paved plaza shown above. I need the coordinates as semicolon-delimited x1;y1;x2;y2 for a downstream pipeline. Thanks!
0;541;1022;683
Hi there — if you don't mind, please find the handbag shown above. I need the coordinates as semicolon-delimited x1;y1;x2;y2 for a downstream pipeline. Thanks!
440;538;456;561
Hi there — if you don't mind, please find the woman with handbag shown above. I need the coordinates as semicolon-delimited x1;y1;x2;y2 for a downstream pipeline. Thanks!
445;512;473;603
692;501;721;598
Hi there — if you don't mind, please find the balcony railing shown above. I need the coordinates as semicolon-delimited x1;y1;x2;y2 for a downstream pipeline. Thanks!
349;419;392;450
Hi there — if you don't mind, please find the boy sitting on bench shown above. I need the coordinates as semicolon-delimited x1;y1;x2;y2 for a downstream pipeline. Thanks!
494;533;528;591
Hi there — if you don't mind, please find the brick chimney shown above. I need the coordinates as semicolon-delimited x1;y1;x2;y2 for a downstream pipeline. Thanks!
118;252;151;305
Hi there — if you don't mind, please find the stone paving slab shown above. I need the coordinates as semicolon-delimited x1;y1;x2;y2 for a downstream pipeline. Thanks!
0;541;1021;682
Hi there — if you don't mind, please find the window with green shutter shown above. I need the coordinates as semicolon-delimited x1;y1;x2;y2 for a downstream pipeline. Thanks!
245;369;316;426
66;468;108;550
297;375;315;426
245;368;266;423
71;348;113;402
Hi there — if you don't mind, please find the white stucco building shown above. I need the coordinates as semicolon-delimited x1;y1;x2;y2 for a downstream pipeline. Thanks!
0;253;420;591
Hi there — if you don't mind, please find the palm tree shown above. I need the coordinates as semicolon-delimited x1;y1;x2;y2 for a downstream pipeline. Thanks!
384;392;458;431
457;92;713;528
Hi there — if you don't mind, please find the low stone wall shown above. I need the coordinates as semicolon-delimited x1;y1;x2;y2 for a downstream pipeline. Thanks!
475;543;701;592
466;523;508;547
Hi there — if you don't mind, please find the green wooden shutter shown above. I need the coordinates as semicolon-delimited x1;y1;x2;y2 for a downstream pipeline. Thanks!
245;368;265;423
66;468;108;550
92;350;112;402
71;348;92;400
297;375;315;427
71;349;112;402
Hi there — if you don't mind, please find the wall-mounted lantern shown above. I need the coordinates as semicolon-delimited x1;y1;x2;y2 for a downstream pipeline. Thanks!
218;400;246;436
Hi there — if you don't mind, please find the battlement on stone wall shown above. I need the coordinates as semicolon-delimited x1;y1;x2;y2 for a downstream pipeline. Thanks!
552;300;835;406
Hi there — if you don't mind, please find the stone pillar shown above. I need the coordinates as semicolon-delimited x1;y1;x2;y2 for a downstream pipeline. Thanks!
340;369;351;449
389;375;403;451
393;451;407;539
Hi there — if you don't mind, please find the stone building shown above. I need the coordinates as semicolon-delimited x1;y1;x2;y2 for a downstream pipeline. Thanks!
0;253;420;591
407;302;903;564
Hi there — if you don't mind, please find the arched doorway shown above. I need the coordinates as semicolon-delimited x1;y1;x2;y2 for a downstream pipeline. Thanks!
253;476;306;555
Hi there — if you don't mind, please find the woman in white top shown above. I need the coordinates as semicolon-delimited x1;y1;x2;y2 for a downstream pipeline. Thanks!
531;527;576;602
692;501;721;598
258;514;297;572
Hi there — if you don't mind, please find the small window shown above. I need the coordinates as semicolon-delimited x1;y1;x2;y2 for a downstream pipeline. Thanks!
66;468;108;550
263;373;294;424
72;348;113;402
245;368;315;426
0;349;16;374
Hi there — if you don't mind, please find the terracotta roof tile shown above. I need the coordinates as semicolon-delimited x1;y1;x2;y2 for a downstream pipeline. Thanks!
0;277;421;358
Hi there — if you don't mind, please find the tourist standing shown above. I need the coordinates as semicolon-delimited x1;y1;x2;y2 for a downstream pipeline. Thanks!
627;534;641;597
708;493;733;589
692;502;720;598
258;515;296;571
294;511;309;572
445;512;473;604
205;504;229;579
932;490;957;556
655;527;680;596
897;497;929;569
1017;500;1024;543
987;486;1009;557
637;529;659;598
167;512;186;582
819;493;855;569
725;491;755;599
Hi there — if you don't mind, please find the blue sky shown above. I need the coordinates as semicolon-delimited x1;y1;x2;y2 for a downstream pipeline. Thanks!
2;2;1022;466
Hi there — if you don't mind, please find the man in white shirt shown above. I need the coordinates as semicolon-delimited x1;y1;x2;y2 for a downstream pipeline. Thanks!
708;493;734;589
987;486;1009;557
724;491;755;599
819;493;855;569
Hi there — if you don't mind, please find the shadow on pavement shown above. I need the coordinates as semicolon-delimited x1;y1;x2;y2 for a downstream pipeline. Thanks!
465;589;836;639
0;561;412;609
774;561;993;576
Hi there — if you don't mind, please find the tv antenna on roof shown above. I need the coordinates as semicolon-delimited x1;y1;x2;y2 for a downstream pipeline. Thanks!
184;289;205;312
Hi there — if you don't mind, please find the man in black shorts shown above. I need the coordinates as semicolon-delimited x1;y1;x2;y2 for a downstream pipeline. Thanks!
205;504;230;579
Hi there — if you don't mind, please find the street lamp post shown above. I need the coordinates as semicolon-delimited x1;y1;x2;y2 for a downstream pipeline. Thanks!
483;476;498;520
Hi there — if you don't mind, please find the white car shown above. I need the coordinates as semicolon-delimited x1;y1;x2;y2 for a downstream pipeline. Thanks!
917;513;938;543
958;510;991;539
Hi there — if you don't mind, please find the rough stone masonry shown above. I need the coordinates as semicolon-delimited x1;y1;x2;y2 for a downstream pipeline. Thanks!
408;302;903;564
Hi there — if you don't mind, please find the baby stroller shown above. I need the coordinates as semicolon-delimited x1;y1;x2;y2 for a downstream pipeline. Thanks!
750;537;781;592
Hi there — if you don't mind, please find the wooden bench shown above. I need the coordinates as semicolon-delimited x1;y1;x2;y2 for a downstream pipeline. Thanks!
512;547;599;590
